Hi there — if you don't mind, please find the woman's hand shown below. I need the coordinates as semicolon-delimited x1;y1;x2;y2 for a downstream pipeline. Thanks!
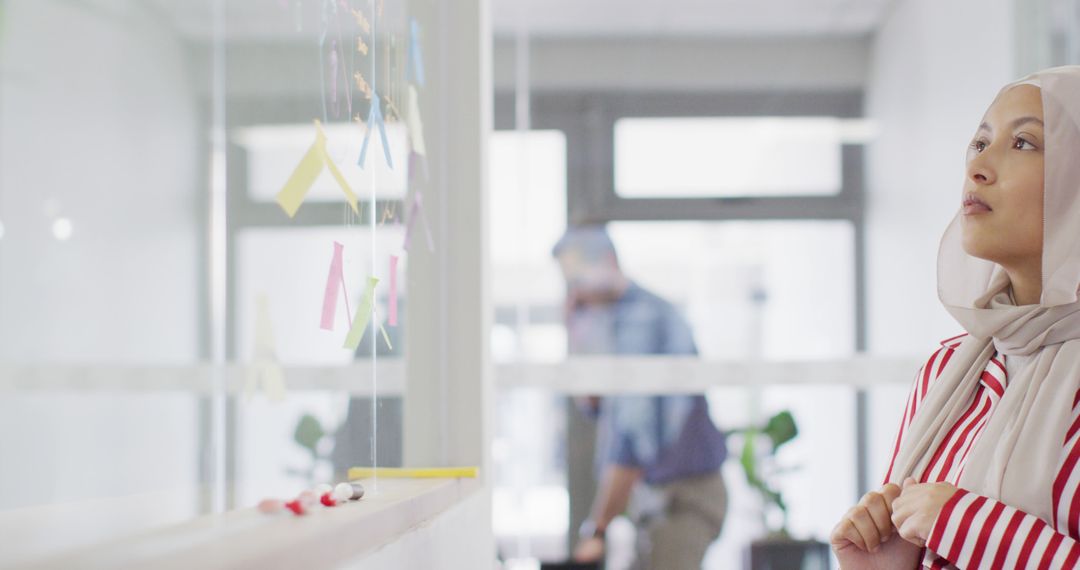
832;483;903;553
834;534;923;570
891;477;959;548
832;483;922;569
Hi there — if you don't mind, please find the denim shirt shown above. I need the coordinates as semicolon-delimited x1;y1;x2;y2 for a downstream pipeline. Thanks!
569;282;728;485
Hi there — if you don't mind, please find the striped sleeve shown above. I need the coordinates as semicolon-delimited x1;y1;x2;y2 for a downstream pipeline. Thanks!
922;386;1080;569
883;338;961;483
924;490;1080;569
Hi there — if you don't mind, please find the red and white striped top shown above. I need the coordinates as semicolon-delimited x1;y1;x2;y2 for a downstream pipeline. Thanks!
884;334;1080;569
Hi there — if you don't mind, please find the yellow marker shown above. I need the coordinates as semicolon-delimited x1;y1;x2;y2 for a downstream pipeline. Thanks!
348;467;480;480
275;120;360;218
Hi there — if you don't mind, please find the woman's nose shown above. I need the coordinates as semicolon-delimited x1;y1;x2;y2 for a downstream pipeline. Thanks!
967;155;996;185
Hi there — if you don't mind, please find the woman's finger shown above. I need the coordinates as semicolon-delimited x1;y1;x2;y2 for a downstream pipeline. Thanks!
833;517;868;551
850;506;883;551
857;491;881;508
865;492;895;541
857;491;896;542
881;483;902;506
891;499;910;533
895;516;926;547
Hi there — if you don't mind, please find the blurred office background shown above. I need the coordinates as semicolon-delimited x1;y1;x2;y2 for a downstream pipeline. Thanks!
0;0;1077;568
486;0;1076;568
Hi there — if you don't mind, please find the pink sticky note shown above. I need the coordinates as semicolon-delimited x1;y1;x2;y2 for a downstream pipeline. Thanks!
389;255;399;326
320;242;345;330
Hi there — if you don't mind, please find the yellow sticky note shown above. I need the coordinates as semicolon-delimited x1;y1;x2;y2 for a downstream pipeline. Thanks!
275;120;361;218
245;362;286;402
324;148;360;215
246;294;286;402
406;85;427;156
343;277;379;350
275;127;326;218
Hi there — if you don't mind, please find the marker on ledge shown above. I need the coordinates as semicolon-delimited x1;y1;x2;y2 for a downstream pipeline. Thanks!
347;466;479;480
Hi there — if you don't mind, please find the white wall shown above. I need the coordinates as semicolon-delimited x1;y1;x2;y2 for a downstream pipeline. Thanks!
862;0;1016;480
864;0;1015;358
0;0;201;363
0;0;201;516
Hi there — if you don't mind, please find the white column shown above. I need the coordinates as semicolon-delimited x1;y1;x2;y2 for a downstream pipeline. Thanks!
404;0;493;478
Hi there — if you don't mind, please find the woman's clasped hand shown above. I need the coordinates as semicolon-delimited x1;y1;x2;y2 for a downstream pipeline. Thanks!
830;478;955;569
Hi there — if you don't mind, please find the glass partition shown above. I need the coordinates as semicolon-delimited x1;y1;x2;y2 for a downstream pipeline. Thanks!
0;0;469;563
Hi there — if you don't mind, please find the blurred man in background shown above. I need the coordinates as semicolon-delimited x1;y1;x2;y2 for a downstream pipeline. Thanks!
553;226;728;570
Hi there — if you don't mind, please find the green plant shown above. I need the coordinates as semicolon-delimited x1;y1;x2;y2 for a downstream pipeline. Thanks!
289;413;332;484
732;410;800;538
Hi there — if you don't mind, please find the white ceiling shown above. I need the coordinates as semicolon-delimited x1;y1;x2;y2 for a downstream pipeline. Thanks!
491;0;897;37
150;0;898;41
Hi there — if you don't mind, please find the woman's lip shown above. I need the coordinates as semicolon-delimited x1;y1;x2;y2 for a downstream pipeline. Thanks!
962;193;992;215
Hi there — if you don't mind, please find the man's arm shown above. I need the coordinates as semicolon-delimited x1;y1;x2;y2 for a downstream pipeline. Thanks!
573;464;643;562
591;464;642;530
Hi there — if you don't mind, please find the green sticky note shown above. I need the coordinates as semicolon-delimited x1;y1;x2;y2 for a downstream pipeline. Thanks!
379;324;393;350
343;277;380;350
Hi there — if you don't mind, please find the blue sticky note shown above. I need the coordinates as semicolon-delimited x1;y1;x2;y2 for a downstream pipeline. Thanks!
358;90;393;169
408;18;425;87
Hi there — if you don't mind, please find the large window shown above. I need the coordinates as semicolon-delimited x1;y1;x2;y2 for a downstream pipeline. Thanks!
491;89;867;568
614;117;858;198
608;220;854;360
490;130;569;363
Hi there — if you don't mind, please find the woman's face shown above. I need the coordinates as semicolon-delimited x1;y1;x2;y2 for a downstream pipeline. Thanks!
960;84;1045;269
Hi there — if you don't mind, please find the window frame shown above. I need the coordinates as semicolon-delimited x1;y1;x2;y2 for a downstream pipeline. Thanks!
493;88;866;350
492;87;874;509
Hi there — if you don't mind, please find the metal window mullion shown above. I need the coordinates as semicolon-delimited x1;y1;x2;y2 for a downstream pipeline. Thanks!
599;196;858;222
228;200;402;228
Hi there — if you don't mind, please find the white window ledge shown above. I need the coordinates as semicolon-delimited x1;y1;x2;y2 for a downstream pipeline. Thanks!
0;356;920;395
15;477;482;570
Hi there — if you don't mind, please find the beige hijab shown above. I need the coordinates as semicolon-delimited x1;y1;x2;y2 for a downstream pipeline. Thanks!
888;65;1080;525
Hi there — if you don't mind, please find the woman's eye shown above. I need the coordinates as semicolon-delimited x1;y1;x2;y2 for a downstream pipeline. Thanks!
1014;137;1036;150
970;140;987;152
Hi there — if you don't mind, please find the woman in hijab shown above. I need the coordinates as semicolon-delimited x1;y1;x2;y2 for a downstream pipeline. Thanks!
831;65;1080;569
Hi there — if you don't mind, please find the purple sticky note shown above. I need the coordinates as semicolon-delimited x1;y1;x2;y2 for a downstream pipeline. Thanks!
402;192;435;252
330;41;339;117
389;255;399;326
